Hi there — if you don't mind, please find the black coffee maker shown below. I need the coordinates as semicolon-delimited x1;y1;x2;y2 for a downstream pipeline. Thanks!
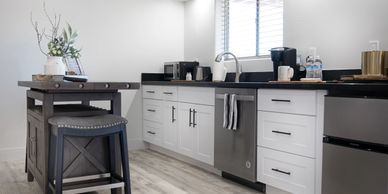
270;47;303;81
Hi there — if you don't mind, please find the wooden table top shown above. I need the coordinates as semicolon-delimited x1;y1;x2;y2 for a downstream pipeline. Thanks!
18;81;140;92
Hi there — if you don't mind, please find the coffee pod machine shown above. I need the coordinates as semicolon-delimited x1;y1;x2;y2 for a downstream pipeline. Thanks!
270;47;304;81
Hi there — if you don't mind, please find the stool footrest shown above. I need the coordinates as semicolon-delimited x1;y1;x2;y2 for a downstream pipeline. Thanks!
63;182;124;194
54;173;111;184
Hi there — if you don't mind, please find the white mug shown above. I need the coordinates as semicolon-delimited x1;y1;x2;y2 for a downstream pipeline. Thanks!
278;66;294;81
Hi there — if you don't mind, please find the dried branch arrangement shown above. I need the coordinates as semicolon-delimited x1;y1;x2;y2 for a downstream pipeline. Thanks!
31;2;81;58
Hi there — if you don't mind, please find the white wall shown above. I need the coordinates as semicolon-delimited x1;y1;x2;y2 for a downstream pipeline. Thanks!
0;0;184;161
184;0;215;66
184;0;388;72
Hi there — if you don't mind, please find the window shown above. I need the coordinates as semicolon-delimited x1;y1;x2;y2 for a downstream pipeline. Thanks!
216;0;284;58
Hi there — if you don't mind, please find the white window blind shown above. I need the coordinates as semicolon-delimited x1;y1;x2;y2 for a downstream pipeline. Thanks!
216;0;284;58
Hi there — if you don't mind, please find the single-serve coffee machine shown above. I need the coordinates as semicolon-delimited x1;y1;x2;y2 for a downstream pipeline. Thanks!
270;47;303;81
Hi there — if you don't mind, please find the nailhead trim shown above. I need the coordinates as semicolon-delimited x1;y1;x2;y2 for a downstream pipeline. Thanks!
57;121;127;129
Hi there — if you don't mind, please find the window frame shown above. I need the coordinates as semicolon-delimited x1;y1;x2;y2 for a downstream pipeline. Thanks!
220;0;282;60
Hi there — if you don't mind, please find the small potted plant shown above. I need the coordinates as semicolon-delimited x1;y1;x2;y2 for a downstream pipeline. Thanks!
31;4;81;75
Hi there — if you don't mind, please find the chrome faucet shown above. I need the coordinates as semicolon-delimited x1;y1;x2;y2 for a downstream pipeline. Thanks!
215;51;241;83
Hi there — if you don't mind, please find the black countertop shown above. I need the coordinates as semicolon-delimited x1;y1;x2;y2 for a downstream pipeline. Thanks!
142;80;388;91
142;72;388;97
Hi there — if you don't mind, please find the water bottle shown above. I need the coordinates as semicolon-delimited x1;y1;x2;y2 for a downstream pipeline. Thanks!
314;56;323;80
305;56;314;78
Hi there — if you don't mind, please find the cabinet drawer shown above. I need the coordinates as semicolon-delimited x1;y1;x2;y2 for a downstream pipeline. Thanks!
258;111;316;158
160;86;178;101
178;87;215;105
143;99;163;123
143;85;162;100
257;147;315;194
143;120;162;146
258;89;316;115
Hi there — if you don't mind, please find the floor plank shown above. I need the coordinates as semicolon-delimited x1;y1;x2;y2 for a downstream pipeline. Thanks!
0;149;262;194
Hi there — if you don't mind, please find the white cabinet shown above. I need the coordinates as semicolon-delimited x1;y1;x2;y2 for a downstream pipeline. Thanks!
143;120;162;146
177;103;195;157
161;86;178;101
143;86;178;147
258;111;316;158
193;104;214;165
177;102;215;165
143;99;163;123
143;85;215;166
257;147;315;194
143;85;178;101
143;85;163;100
258;89;316;116
142;99;163;146
257;89;326;194
162;101;178;151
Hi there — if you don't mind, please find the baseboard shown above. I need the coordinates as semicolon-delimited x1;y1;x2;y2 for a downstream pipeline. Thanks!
0;147;25;162
266;185;292;194
127;138;147;150
149;144;221;175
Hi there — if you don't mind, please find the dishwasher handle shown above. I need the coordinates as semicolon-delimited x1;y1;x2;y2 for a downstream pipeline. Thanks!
216;94;255;102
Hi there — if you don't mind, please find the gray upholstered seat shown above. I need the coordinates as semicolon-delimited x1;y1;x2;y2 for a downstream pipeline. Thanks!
48;114;127;129
48;114;131;194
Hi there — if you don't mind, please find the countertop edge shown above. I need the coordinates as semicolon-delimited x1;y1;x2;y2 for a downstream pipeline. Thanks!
141;81;388;94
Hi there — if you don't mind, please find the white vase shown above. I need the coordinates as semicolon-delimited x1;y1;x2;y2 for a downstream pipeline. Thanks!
44;56;67;75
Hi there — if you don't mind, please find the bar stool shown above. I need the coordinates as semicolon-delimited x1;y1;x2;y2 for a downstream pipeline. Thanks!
48;114;131;194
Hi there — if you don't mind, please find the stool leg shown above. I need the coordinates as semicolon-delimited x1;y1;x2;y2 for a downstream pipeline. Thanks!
55;131;64;194
48;133;56;188
109;134;118;194
119;128;131;194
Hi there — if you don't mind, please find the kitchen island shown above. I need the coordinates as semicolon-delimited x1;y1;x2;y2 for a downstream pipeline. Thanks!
18;81;140;194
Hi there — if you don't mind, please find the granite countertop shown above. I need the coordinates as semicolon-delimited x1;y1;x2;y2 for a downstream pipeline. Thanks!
141;71;388;96
142;80;388;92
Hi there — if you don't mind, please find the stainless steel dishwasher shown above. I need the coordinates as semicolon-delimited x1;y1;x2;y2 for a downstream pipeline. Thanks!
322;96;388;194
214;88;257;182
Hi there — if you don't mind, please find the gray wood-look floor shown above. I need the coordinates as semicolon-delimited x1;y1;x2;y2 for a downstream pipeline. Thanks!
0;149;262;194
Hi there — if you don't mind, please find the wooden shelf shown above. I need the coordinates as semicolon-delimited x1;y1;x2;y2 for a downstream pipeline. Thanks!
28;104;109;120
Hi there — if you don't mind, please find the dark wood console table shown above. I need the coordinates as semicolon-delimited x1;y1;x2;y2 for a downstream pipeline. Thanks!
18;81;140;194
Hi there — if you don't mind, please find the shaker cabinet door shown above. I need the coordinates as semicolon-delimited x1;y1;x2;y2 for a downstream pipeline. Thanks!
162;101;178;152
177;103;195;158
192;104;215;165
27;115;44;182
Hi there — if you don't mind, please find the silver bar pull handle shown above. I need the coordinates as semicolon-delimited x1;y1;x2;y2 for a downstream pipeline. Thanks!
272;168;291;175
189;108;193;127
147;109;156;112
271;99;291;103
172;106;176;123
192;109;197;128
272;130;292;135
146;91;155;93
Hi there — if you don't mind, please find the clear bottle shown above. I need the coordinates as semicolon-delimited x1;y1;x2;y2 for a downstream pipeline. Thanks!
305;56;315;78
186;72;192;81
314;56;323;80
